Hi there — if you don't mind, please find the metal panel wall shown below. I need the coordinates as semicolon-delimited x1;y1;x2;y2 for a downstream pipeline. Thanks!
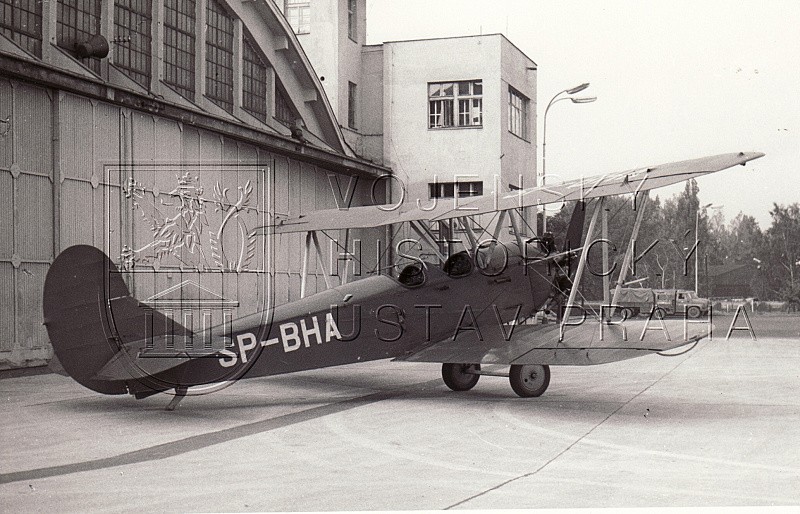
1;77;382;368
0;79;54;368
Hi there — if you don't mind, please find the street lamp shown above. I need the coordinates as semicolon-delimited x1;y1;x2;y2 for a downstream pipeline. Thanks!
696;203;723;294
541;83;596;233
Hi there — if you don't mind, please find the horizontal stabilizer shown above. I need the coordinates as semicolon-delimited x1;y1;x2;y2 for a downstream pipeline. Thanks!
93;335;222;382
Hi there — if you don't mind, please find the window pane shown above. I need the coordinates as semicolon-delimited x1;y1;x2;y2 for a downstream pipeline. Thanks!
472;80;482;95
429;100;440;128
1;0;43;56
458;99;469;126
57;0;102;73
429;80;481;129
457;181;483;197
348;81;357;129
472;98;482;125
205;0;234;112
242;34;268;122
442;99;453;127
163;0;196;100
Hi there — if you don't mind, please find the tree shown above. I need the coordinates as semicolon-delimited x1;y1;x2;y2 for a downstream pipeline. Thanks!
764;203;800;300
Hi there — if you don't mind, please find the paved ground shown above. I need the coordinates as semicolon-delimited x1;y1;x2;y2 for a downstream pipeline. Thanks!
1;323;799;512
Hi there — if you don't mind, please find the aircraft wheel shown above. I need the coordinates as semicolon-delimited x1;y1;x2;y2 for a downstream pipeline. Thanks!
687;306;701;318
441;363;480;391
509;364;550;398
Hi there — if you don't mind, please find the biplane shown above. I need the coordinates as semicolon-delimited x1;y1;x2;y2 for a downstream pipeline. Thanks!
43;152;764;407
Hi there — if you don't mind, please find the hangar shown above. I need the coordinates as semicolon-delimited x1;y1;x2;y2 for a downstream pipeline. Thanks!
0;0;389;369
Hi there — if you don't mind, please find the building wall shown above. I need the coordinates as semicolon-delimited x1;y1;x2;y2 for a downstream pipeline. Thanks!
360;45;384;164
381;35;504;203
0;76;382;369
291;0;366;156
500;37;537;190
0;79;53;368
336;0;366;153
295;0;340;110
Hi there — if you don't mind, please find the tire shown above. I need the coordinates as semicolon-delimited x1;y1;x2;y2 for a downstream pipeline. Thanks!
441;363;480;391
653;307;667;319
509;364;550;398
687;306;701;318
620;307;634;319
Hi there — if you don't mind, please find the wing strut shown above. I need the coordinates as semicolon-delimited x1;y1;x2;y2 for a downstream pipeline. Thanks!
300;231;333;299
458;216;478;252
560;198;603;335
300;231;312;298
610;192;650;315
507;209;527;252
410;221;447;263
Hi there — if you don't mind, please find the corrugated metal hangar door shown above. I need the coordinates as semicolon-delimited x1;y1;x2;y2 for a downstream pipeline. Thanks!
0;79;54;369
0;77;382;370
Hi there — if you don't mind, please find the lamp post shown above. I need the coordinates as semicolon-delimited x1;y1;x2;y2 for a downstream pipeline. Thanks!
541;83;596;233
696;203;722;294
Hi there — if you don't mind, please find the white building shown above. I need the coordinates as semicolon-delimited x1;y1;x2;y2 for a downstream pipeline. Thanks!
277;0;538;205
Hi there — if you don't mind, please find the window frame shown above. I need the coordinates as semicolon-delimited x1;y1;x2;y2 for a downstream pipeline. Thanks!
204;0;235;113
163;0;196;101
113;0;152;88
508;85;529;140
1;0;43;57
428;181;484;199
428;80;483;129
347;0;357;42
285;0;310;35
242;32;269;123
347;81;357;129
57;0;103;74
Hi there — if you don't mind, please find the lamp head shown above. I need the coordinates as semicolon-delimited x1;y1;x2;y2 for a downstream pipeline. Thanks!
566;83;590;94
570;96;597;104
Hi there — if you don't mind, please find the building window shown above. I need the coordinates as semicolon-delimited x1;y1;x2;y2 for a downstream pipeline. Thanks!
57;0;102;73
114;0;151;88
347;0;356;41
428;80;482;129
508;86;528;139
285;0;310;35
242;34;268;122
347;81;357;129
1;0;43;57
205;0;234;112
429;181;484;199
275;83;299;125
163;0;196;100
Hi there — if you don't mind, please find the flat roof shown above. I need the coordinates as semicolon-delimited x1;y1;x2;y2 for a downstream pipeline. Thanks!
372;33;538;68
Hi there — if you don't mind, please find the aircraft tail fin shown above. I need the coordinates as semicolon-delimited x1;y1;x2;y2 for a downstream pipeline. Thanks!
42;245;188;395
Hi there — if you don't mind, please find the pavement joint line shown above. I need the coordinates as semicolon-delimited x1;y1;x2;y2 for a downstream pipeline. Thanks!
0;378;442;486
445;345;703;510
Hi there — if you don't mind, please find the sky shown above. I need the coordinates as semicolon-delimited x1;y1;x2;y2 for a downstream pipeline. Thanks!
365;0;800;229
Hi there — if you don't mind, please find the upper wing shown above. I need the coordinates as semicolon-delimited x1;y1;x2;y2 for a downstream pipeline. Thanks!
272;152;763;235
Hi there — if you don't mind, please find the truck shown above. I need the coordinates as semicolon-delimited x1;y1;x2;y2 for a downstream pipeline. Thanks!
591;288;711;319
